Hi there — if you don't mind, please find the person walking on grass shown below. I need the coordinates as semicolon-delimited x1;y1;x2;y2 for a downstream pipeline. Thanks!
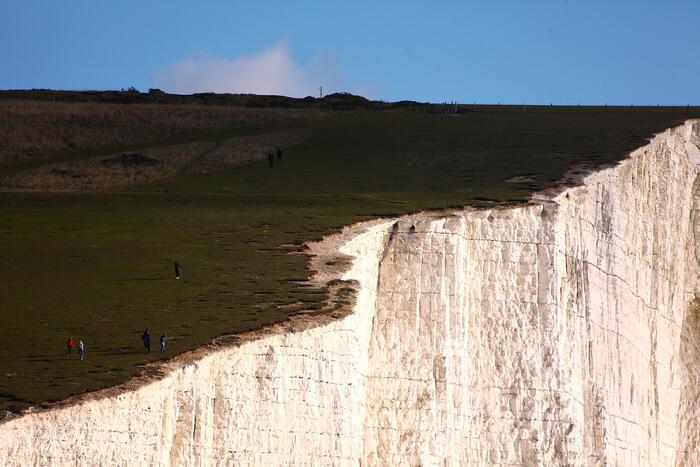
78;340;85;361
267;151;274;168
276;147;283;162
66;337;75;356
160;333;167;352
142;329;152;353
174;260;182;280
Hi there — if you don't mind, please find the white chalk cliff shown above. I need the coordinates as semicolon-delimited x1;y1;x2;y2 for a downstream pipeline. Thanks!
1;121;699;466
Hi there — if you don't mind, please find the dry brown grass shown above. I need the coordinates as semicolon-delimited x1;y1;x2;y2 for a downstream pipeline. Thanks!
1;131;311;191
1;142;211;191
189;131;310;173
0;100;312;167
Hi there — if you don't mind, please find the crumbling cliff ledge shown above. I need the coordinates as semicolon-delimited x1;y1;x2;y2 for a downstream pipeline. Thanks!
1;121;699;466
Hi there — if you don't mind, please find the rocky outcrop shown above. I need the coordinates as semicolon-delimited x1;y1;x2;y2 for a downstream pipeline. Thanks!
1;121;698;466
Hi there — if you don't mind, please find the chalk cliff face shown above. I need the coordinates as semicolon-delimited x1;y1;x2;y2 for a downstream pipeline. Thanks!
1;121;699;466
364;120;700;466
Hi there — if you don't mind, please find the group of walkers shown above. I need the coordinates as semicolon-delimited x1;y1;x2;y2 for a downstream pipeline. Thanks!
66;331;168;361
65;260;183;361
267;147;283;168
141;329;167;353
65;337;86;360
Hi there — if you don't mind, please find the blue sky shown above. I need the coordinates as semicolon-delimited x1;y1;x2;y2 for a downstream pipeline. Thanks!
2;0;699;104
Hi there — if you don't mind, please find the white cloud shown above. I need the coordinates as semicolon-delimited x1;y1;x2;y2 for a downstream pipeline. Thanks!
151;39;341;97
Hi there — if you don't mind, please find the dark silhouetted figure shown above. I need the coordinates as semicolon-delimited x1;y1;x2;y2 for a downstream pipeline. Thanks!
175;260;181;280
66;337;75;356
267;151;274;168
142;329;152;353
276;147;283;162
160;333;167;352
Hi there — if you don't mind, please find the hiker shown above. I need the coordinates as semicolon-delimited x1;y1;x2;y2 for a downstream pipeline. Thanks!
276;147;283;162
66;337;75;356
267;151;274;168
160;333;167;352
174;260;181;280
78;340;85;361
142;329;152;353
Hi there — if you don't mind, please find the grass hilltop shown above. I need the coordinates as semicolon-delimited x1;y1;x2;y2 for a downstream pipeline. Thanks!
1;89;698;415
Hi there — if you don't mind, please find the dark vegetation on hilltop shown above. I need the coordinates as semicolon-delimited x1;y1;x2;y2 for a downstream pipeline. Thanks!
3;88;696;112
0;88;400;111
0;92;699;416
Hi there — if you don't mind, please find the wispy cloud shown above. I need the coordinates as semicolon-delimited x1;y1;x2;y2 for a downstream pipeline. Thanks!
151;39;345;97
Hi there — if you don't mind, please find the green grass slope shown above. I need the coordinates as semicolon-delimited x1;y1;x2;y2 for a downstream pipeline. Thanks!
1;106;699;414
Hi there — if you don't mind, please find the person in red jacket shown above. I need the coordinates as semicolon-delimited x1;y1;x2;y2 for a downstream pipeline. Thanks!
66;337;75;356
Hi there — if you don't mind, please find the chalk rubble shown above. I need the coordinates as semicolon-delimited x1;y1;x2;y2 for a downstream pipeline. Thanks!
1;121;699;466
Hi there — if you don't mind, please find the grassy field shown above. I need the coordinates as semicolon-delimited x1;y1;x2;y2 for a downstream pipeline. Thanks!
1;104;699;414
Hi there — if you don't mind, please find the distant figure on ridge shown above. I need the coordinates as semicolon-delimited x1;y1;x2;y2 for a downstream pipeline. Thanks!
142;329;152;353
66;337;75;356
160;333;167;352
267;151;274;168
174;260;181;280
276;147;283;162
78;340;85;361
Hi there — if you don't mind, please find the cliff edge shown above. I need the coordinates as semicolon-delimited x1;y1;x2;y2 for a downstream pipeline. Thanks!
1;121;699;466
